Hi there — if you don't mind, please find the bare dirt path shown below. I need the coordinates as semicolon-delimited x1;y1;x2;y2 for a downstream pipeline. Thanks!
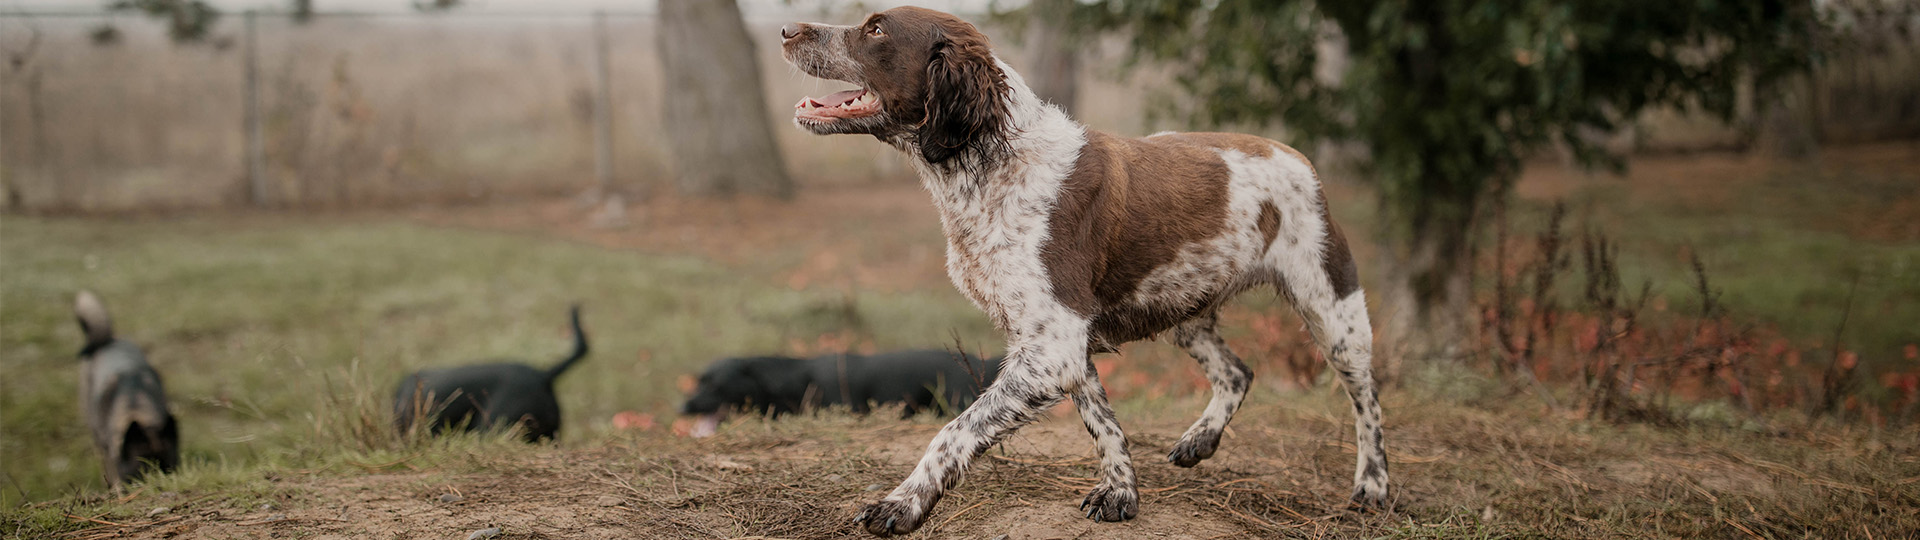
42;392;1920;540
56;406;1405;540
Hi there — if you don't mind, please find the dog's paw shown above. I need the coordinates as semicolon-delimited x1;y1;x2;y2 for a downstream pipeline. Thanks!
1348;482;1390;511
1166;429;1221;468
1078;483;1139;522
853;497;927;537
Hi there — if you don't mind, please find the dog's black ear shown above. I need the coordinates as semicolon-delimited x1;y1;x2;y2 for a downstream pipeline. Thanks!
917;26;1009;168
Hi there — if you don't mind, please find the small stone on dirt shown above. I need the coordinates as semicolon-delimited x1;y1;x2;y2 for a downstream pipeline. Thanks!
439;493;464;503
824;474;844;483
146;506;170;517
596;496;623;507
257;503;274;511
466;527;503;540
864;483;884;492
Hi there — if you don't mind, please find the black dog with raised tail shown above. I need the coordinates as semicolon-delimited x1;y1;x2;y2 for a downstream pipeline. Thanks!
393;305;588;442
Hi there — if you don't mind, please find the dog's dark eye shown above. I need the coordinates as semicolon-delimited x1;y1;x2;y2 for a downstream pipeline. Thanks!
866;25;884;38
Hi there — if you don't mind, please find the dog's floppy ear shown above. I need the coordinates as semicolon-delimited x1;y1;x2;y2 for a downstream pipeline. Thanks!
917;26;1010;168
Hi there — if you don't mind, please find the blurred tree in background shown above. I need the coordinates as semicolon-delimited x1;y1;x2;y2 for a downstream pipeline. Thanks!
658;0;795;199
292;0;314;24
107;0;219;42
1058;0;1819;360
412;0;462;11
1024;0;1082;115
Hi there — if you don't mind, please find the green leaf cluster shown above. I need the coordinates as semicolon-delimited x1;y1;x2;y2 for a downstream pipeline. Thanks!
1069;0;1816;242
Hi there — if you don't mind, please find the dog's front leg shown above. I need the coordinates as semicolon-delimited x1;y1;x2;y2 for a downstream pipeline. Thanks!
856;318;1088;536
1071;358;1138;522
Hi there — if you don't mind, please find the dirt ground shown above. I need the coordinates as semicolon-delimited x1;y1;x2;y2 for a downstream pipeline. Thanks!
42;391;1919;540
49;412;1361;540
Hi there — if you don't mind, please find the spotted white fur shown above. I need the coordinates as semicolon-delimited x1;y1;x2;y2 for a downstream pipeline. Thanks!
868;70;1388;535
782;14;1388;536
861;61;1124;533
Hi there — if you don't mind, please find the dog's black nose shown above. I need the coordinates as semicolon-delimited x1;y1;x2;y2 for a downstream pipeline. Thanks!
781;23;802;40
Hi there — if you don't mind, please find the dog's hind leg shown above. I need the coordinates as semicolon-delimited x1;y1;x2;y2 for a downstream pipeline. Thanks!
856;316;1087;536
1166;312;1253;468
1300;290;1387;506
1266;201;1388;507
1071;358;1137;522
1275;260;1387;506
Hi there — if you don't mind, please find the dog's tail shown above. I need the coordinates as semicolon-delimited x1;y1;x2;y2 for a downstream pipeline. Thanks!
545;304;589;380
75;290;115;352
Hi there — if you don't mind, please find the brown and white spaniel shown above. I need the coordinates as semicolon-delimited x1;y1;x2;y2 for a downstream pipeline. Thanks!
781;7;1388;536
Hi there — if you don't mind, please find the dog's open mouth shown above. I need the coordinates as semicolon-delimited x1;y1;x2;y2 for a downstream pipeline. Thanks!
795;88;880;122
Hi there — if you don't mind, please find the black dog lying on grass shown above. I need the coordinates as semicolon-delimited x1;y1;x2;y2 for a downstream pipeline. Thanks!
679;350;1000;437
74;291;180;489
392;305;588;442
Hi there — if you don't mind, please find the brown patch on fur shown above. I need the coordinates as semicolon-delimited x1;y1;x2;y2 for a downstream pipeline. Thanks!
1151;132;1278;159
898;9;1009;167
1319;194;1360;298
1042;130;1233;342
1176;135;1346;297
1256;201;1282;248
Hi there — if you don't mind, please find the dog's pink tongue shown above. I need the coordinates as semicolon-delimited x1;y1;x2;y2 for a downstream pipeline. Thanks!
798;89;865;108
690;414;721;438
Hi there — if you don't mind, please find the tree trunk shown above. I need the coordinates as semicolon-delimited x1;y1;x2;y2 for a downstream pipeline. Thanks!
657;0;794;199
1757;73;1820;158
1376;197;1477;382
1026;0;1079;116
292;0;313;24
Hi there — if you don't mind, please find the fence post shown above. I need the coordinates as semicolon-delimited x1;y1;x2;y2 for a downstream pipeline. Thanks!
243;9;267;206
591;9;615;197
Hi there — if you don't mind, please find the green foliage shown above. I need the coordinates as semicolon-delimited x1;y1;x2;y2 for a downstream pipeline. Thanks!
1069;0;1819;302
108;0;220;43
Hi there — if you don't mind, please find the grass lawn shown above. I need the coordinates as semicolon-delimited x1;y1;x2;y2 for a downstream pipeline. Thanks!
2;143;1916;538
1506;142;1920;368
0;213;996;507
